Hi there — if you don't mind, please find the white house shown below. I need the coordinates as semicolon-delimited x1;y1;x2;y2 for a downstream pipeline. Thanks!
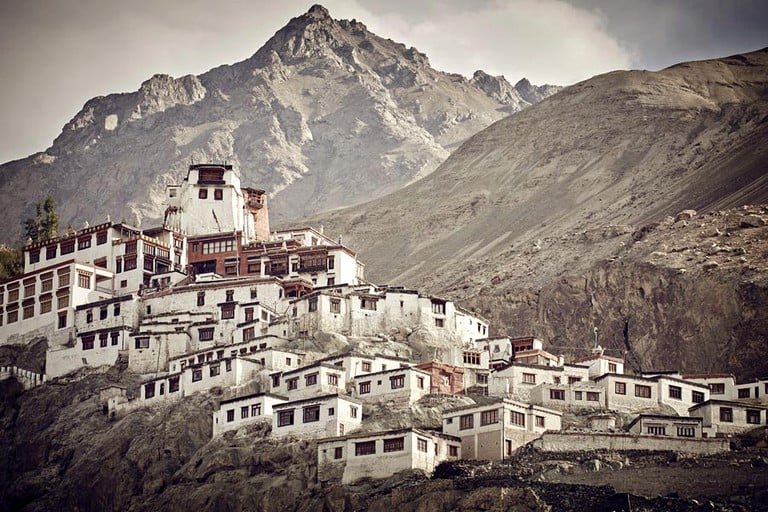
572;352;625;378
270;361;346;400
530;381;605;410
627;414;704;438
682;373;738;401
272;393;362;438
488;363;590;402
594;373;710;413
442;399;562;460
689;399;767;436
212;392;288;436
317;428;461;484
351;366;431;404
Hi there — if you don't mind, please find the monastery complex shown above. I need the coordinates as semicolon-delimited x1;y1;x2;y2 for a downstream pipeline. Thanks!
1;164;766;485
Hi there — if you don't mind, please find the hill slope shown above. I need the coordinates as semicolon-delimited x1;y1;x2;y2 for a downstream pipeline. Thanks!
0;4;556;242
313;48;768;378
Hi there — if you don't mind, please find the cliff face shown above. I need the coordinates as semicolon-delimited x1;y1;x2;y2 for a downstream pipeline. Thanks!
0;5;557;242
311;48;768;378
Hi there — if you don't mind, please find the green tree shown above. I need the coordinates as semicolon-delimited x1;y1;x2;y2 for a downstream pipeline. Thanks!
42;194;59;241
0;244;22;279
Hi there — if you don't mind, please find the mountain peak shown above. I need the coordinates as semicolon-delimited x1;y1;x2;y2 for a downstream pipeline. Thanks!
306;4;331;20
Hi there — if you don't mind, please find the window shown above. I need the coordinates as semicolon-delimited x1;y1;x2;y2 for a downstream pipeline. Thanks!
635;385;652;398
192;369;203;382
608;362;617;373
82;335;95;350
360;298;377;310
24;282;35;297
124;258;137;270
747;409;761;424
327;299;341;314
115;260;122;273
305;373;318;386
221;305;235;319
225;360;232;372
23;304;34;319
327;277;335;286
417;376;425;389
278;410;294;427
328;374;339;386
197;292;205;306
77;272;91;288
435;318;444;328
327;256;335;270
308;298;318;312
738;388;751;399
111;332;119;346
135;337;150;349
97;231;107;245
114;303;120;316
240;406;249;419
303;405;320;423
535;415;545;428
244;307;254;322
550;389;565;400
100;306;108;320
362;361;371;372
198;188;208;199
7;309;18;323
350;406;358;418
78;236;91;250
214;188;223;200
383;437;404;452
41;278;53;292
574;391;583;400
287;378;298;391
144;383;155;399
431;301;446;314
647;425;666;435
243;327;255;342
46;246;57;259
568;376;581;384
449;446;459;457
210;365;220;377
355;441;376;456
328;407;335;416
417;438;428;452
199;328;214;342
8;286;19;302
225;290;234;302
334;447;343;459
359;381;371;394
61;242;75;255
509;410;526;427
390;375;405;389
522;373;536;384
57;311;67;328
99;333;108;347
719;407;733;423
226;410;235;422
586;391;600;402
459;414;474;430
677;426;696;437
615;382;626;395
669;385;682;399
40;298;52;314
86;310;93;323
251;404;261;417
480;409;498;426
710;383;725;395
463;352;481;365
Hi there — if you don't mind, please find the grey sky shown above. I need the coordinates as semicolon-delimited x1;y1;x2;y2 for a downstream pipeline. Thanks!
0;0;765;164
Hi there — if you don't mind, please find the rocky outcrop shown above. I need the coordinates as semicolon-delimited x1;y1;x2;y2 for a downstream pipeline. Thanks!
0;5;557;242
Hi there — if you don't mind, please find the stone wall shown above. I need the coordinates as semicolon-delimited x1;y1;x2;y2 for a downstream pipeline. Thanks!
531;432;729;455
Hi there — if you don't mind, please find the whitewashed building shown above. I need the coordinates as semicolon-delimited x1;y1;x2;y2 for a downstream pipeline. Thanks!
594;373;710;414
272;393;362;438
689;399;767;436
488;363;590;401
270;361;347;400
212;392;288;436
682;374;738;401
317;428;461;484
442;399;562;460
627;414;704;438
352;366;431;404
572;352;625;378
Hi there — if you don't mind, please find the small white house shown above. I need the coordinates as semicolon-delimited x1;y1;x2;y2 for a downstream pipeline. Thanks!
212;392;287;437
442;399;562;460
270;362;346;400
627;414;703;438
681;374;737;401
317;428;461;484
530;381;605;410
488;363;590;402
594;373;710;413
572;352;625;378
689;399;767;436
272;393;362;439
351;366;431;404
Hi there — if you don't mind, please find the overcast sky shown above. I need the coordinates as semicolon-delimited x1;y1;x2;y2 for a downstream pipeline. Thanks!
0;0;765;164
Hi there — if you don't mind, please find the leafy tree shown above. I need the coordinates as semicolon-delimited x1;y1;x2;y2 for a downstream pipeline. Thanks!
0;244;22;279
22;194;59;243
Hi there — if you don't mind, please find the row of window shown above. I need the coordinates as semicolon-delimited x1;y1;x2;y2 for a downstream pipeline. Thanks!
277;404;358;427
225;403;263;422
82;331;121;349
358;374;423;394
720;407;762;424
84;303;121;323
144;376;180;398
27;232;109;263
197;188;224;200
350;436;447;457
286;372;340;390
613;382;706;403
454;409;541;430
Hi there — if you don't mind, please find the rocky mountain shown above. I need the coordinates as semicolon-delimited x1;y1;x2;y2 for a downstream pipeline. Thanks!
0;4;557;243
311;48;768;379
